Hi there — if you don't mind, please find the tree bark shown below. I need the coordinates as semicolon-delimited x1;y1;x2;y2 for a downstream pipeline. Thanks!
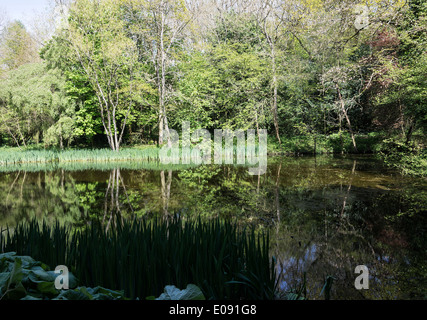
336;84;357;152
16;122;27;147
270;43;281;145
157;5;166;146
1;113;21;148
405;121;414;145
156;4;172;148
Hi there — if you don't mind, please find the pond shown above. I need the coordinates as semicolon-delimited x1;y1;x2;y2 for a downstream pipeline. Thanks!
0;154;425;299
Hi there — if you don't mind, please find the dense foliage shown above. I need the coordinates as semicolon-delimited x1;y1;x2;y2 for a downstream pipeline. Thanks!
0;251;128;300
0;0;425;173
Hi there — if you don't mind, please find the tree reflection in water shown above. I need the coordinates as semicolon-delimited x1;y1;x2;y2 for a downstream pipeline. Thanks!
0;155;425;299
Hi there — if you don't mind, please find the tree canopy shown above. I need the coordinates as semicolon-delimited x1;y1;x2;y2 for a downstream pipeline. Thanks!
0;0;425;152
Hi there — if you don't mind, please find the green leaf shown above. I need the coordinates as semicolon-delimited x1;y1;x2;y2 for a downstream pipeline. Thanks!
16;256;36;267
286;293;305;300
28;267;57;283
54;286;126;300
8;258;24;287
55;288;90;300
21;295;43;300
37;281;59;296
0;272;10;290
90;286;125;299
4;281;27;300
66;272;78;289
0;252;17;261
156;284;205;300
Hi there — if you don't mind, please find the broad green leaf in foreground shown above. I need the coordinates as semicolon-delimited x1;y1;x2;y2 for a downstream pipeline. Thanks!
155;284;205;300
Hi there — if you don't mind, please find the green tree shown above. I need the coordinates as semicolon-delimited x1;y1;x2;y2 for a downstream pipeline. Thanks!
0;62;74;148
40;34;104;147
174;12;270;132
123;0;193;146
0;20;39;71
65;0;143;151
371;0;427;141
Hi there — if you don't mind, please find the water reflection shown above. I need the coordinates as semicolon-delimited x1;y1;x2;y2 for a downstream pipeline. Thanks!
0;155;425;299
103;168;136;230
160;170;172;216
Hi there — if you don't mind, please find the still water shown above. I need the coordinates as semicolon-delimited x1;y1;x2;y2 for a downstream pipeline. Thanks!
0;155;425;299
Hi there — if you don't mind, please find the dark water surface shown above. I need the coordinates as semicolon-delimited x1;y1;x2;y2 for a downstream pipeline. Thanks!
0;155;425;299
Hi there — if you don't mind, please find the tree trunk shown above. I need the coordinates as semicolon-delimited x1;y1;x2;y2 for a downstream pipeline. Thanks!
339;113;343;154
17;122;27;147
271;46;281;145
405;121;414;145
157;7;171;148
112;107;120;152
59;121;64;150
96;92;116;151
59;135;64;150
254;105;259;137
158;7;166;146
336;84;357;152
158;110;164;145
1;113;21;148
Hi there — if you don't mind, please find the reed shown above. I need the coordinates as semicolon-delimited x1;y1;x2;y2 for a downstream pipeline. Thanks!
0;159;199;173
1;216;277;300
0;147;160;166
0;144;266;168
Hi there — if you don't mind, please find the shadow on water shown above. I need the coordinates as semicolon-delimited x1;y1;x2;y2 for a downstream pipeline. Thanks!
0;155;425;299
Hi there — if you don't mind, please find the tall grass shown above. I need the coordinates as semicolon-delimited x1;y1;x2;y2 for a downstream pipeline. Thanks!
0;144;265;169
0;160;199;173
0;147;160;166
1;217;277;300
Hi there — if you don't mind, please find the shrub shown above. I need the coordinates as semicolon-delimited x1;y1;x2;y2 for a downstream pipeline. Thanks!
379;138;427;176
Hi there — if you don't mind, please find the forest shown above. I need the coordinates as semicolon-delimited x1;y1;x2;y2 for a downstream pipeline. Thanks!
0;0;426;301
0;0;426;173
